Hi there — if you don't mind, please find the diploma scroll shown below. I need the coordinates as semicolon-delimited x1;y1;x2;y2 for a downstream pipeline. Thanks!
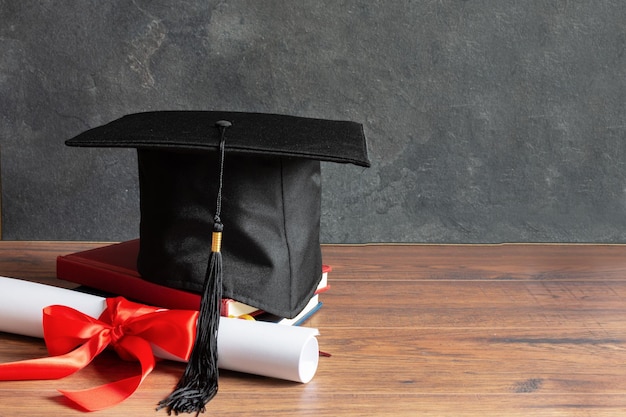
0;276;319;383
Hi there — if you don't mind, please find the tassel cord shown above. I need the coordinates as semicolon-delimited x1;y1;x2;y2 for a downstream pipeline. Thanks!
157;120;230;415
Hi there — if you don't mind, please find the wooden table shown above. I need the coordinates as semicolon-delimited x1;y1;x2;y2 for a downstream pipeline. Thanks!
0;241;625;416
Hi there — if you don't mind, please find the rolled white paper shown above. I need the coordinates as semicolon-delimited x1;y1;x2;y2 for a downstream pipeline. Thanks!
217;315;319;383
0;276;108;338
0;276;319;383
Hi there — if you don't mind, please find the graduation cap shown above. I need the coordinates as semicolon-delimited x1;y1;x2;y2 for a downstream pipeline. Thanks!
66;110;369;414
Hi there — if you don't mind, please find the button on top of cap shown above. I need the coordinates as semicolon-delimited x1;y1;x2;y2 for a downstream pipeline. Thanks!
215;120;232;128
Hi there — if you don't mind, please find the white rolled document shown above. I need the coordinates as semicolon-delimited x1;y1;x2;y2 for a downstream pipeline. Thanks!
0;276;319;383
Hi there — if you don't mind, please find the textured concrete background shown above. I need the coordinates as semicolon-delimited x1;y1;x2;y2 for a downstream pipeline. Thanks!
1;1;626;243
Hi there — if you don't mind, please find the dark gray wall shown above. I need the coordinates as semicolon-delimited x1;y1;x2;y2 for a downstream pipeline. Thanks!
2;1;626;243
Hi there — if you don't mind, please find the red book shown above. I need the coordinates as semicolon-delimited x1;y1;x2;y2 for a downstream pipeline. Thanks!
56;239;330;315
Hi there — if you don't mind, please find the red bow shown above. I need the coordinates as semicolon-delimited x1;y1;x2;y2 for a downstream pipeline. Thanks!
0;297;198;411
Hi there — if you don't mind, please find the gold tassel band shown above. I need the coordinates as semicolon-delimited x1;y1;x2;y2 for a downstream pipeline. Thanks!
211;231;222;253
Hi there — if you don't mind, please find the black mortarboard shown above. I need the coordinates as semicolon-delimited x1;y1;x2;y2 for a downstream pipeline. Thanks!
66;110;369;414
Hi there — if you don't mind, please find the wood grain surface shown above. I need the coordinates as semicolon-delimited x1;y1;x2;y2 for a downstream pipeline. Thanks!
0;242;624;416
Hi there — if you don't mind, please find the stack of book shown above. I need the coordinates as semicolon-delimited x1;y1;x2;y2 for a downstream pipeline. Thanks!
56;239;329;326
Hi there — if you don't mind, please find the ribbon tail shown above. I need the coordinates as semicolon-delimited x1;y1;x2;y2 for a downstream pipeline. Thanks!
0;355;82;381
0;335;108;381
58;336;156;411
60;374;145;412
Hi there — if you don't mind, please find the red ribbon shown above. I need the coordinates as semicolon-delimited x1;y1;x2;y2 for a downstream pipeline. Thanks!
0;297;198;411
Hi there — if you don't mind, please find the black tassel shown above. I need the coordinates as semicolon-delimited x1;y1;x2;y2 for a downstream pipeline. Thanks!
157;225;223;416
157;120;230;415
